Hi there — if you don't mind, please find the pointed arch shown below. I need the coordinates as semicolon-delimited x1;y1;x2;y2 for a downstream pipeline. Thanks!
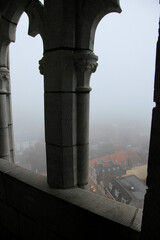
0;0;44;162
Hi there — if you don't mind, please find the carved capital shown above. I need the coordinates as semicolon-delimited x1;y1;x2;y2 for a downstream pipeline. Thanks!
0;67;9;94
75;58;98;73
74;51;98;92
39;57;44;75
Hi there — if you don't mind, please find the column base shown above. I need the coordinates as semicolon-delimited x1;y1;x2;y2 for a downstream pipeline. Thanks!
78;184;89;190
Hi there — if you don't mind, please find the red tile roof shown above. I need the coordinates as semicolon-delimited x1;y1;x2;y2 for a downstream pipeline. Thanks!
90;150;141;168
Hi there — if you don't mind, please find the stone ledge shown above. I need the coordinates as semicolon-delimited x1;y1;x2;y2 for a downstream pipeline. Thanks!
0;158;142;239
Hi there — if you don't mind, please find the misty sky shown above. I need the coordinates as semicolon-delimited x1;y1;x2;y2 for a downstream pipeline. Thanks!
91;0;159;126
10;0;159;142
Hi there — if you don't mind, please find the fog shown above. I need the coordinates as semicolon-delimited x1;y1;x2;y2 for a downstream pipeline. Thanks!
10;0;159;149
90;0;159;127
10;12;44;141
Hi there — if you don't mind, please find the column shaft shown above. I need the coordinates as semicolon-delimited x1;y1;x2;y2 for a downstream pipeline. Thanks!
44;50;77;188
0;67;10;160
74;50;98;188
77;92;90;187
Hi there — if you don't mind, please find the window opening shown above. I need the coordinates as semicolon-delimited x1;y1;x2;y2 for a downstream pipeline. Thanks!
89;0;159;209
10;13;46;175
39;0;44;4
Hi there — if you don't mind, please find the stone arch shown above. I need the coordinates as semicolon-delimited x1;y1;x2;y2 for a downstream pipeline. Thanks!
0;0;44;162
89;3;156;206
0;0;121;187
0;0;44;65
74;0;121;188
0;1;30;66
42;0;122;188
75;0;121;50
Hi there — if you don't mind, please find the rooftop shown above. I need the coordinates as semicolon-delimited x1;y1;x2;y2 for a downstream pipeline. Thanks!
119;175;147;201
90;150;141;168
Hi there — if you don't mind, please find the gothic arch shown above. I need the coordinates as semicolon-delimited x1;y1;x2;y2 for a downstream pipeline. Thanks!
0;0;44;66
0;0;121;187
0;0;44;162
75;0;121;50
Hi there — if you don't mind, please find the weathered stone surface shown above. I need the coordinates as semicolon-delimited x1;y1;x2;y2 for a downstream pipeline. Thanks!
0;158;141;240
0;96;8;128
75;0;121;50
74;50;98;188
0;0;122;187
0;0;29;24
25;1;44;38
0;43;9;67
45;93;77;146
0;20;16;162
0;18;16;43
18;214;44;240
0;67;11;160
77;144;89;187
0;173;6;201
0;67;9;94
77;93;90;144
44;0;75;50
0;200;19;236
74;51;98;92
44;50;76;92
46;144;77;188
0;128;10;157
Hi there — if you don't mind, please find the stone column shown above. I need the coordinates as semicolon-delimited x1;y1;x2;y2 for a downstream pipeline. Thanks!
43;50;78;189
43;0;119;189
74;50;98;188
0;67;10;160
6;74;14;163
43;0;77;189
6;50;14;163
141;20;160;239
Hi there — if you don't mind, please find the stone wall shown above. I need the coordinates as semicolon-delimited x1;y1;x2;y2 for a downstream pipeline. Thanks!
0;158;141;240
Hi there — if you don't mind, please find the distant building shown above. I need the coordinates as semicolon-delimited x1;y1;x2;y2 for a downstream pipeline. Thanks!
90;150;142;171
89;150;147;208
104;174;147;209
15;139;39;154
95;162;126;183
89;165;106;197
122;164;147;182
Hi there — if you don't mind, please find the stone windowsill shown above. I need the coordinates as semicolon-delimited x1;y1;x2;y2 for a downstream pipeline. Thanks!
0;158;142;239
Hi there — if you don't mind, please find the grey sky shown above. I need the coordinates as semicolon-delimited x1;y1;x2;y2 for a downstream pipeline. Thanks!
10;0;159;141
91;0;159;126
10;13;44;140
